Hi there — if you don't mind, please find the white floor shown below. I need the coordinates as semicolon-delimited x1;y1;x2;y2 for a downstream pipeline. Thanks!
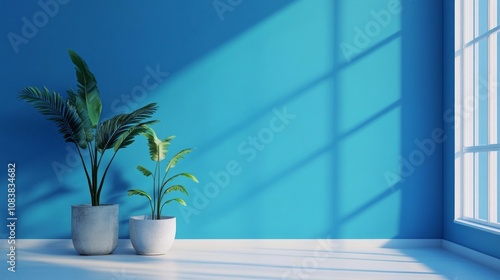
1;239;500;280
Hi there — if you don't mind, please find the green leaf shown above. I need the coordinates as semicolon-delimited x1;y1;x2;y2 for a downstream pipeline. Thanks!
137;165;152;177
142;128;174;162
95;103;158;151
67;89;93;143
162;198;186;207
113;124;150;152
164;172;199;186
18;86;87;148
68;49;102;127
166;148;192;171
127;189;152;201
163;185;189;196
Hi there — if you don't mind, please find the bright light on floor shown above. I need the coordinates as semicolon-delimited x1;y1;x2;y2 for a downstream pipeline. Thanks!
1;239;500;279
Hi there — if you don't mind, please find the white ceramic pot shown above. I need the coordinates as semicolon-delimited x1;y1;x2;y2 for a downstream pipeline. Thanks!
129;215;176;255
71;204;119;255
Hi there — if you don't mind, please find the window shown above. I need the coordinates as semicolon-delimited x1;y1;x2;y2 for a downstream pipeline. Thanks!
455;0;500;234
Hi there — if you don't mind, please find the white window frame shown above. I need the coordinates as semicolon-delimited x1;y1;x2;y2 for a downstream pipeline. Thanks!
455;0;500;234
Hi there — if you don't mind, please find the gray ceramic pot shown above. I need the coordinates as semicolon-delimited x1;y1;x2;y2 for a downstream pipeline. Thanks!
129;215;176;255
71;204;118;255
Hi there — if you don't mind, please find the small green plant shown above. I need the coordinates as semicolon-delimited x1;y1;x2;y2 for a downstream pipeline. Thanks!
128;126;198;220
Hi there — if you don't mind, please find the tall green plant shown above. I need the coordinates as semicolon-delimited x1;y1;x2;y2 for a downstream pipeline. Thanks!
128;126;198;220
19;49;158;206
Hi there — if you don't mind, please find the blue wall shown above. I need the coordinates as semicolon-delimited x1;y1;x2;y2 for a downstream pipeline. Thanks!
442;0;500;259
0;0;443;239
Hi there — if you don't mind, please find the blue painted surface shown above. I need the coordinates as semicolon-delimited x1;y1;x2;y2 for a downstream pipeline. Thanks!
0;0;443;239
442;0;500;259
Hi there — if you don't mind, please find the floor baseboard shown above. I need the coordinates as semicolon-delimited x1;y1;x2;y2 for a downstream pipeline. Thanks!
441;240;500;272
1;238;443;249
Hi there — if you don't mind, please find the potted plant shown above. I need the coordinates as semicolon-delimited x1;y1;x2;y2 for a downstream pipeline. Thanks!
18;49;158;255
128;126;198;255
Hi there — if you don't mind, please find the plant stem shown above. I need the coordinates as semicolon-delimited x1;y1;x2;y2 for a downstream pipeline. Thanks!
92;162;97;206
151;154;157;220
156;144;161;220
74;143;92;201
96;148;120;206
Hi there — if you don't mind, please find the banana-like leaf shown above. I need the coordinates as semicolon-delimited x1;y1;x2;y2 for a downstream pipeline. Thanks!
142;128;174;162
18;86;87;148
68;49;102;127
137;165;152;177
163;185;189;197
163;173;199;187
162;198;186;207
113;124;150;152
67;89;93;142
127;189;152;201
95;103;158;151
166;148;192;171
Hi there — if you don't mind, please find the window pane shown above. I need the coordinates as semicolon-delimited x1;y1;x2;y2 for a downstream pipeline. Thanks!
464;44;475;147
478;152;489;220
479;0;489;35
490;151;498;223
479;40;489;145
464;152;474;218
